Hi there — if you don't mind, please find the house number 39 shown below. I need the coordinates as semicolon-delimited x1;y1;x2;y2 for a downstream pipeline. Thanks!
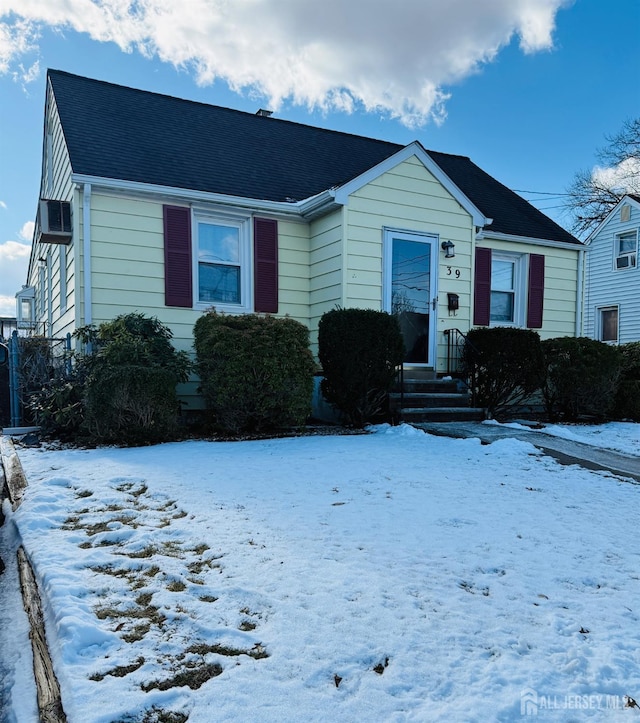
446;266;461;278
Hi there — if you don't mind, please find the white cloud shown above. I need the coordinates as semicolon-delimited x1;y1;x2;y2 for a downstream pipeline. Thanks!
0;0;571;126
0;200;6;209
17;220;35;243
593;157;640;194
0;237;31;315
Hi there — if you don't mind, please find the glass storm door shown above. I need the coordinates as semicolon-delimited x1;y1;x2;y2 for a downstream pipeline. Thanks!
384;231;437;366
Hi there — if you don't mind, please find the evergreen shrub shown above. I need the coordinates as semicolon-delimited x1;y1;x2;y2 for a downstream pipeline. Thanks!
193;311;315;434
541;336;621;421
318;308;404;427
32;313;190;445
460;327;544;418
613;342;640;421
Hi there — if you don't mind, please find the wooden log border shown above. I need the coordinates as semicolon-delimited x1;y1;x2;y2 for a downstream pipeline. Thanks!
1;436;67;722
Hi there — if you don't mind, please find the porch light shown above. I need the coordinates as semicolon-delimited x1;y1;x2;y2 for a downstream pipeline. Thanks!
441;240;455;258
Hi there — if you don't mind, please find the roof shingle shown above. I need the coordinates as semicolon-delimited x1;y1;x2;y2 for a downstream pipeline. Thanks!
48;69;580;245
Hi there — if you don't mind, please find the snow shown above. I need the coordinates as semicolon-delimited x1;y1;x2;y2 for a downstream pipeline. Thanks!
2;423;640;722
484;420;640;457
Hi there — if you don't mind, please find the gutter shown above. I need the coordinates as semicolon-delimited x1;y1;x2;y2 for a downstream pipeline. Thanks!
476;230;583;251
72;174;310;219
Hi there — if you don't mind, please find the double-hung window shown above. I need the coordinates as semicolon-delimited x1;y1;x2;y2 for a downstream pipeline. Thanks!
475;248;543;328
490;257;517;323
195;215;251;311
164;205;278;313
614;230;637;270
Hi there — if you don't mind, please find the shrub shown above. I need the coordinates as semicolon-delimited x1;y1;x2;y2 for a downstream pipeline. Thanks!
31;313;190;445
82;314;191;445
613;342;640;420
318;308;404;427
193;311;315;434
29;366;87;441
541;336;621;421
460;327;544;418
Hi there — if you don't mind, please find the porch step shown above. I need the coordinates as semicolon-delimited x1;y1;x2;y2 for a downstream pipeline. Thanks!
400;407;486;423
391;374;486;423
389;392;470;409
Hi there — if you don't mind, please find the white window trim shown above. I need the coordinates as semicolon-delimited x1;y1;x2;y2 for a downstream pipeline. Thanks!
597;305;619;344
613;229;638;271
192;209;253;313
489;252;527;327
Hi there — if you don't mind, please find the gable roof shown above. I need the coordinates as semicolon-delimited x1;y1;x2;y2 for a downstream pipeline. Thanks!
47;69;580;245
586;194;640;244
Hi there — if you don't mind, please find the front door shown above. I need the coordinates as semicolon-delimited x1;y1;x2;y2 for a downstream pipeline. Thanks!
384;230;437;366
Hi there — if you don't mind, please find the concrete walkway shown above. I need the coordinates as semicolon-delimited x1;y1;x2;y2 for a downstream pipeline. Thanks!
416;421;640;483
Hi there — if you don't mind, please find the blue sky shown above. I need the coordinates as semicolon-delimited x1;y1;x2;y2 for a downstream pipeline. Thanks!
0;0;638;316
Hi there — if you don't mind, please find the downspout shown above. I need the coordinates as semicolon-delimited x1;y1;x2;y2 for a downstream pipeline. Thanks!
340;205;349;307
46;250;52;337
83;183;92;328
576;247;585;337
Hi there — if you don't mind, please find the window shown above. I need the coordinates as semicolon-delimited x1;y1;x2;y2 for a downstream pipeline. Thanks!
614;230;637;270
474;248;544;329
599;306;619;343
194;214;251;311
490;257;516;323
198;222;242;304
163;205;278;313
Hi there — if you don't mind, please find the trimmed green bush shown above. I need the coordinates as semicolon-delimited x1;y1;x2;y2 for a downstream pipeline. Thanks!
613;342;640;420
460;327;544;418
541;336;621;421
318;308;404;427
193;311;315;434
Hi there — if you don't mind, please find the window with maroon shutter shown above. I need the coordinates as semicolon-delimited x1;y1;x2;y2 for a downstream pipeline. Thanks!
473;247;491;326
163;205;192;307
527;253;545;329
253;217;278;314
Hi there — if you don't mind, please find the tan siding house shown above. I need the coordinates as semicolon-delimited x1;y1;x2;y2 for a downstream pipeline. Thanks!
20;70;583;413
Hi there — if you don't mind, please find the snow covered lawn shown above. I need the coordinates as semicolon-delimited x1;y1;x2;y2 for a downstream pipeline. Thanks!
2;424;640;722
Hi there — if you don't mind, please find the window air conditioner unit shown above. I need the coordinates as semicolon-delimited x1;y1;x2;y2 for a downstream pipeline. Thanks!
38;199;72;244
615;253;636;270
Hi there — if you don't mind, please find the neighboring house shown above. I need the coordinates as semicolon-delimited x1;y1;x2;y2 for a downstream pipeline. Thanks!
18;69;583;411
583;194;640;344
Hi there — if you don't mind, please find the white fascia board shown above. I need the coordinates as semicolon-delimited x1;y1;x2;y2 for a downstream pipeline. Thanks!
332;142;490;228
71;174;306;218
584;194;640;245
476;230;584;251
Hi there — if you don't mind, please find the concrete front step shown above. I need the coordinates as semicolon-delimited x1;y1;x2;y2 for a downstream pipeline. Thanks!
389;392;471;409
400;407;486;422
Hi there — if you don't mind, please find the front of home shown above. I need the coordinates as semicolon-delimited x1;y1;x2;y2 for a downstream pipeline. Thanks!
583;194;640;344
17;70;583;412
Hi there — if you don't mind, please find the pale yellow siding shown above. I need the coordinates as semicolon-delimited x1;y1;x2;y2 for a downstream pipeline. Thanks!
346;155;475;372
309;209;343;351
85;192;310;408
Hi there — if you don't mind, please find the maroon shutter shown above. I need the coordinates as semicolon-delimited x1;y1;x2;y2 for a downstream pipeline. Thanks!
163;205;192;307
254;217;278;313
527;253;545;329
473;247;492;326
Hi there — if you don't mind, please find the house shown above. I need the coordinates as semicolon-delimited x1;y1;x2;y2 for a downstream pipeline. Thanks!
18;69;583;412
583;194;640;344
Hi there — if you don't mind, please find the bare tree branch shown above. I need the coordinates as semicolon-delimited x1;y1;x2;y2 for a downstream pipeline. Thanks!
564;118;640;239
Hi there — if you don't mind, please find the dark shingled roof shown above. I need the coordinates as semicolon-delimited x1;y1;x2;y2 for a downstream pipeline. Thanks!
48;69;580;245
